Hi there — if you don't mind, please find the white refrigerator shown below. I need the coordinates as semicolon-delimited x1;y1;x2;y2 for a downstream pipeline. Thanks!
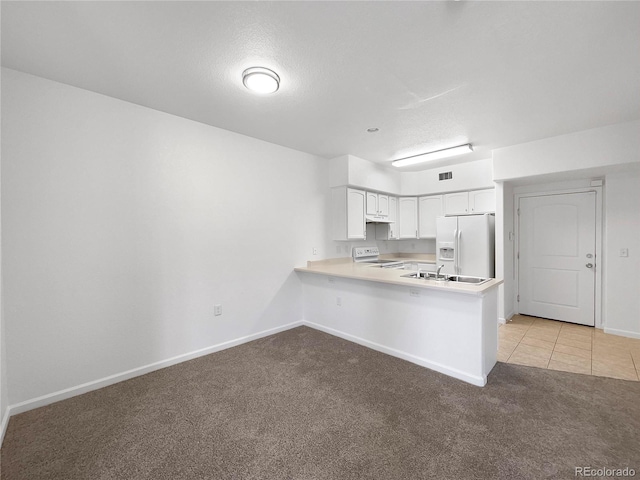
435;214;495;278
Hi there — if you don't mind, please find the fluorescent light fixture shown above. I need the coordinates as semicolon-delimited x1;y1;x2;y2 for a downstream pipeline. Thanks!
242;67;280;94
391;144;473;167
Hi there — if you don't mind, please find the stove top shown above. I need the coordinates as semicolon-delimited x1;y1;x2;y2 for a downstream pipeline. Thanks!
352;246;404;267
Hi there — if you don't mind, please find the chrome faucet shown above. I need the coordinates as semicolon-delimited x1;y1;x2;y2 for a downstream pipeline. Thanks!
436;264;445;278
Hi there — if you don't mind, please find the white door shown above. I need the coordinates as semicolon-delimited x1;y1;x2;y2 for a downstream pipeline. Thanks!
518;192;596;326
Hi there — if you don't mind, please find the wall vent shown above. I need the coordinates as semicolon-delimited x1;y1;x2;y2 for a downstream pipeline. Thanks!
439;171;453;181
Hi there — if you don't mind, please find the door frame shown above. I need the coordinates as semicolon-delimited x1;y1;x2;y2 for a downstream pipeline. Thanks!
514;186;603;328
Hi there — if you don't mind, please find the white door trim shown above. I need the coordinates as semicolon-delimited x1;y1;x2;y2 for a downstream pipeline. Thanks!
514;186;603;328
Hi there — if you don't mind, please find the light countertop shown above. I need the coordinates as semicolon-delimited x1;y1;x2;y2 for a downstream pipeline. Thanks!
295;257;502;296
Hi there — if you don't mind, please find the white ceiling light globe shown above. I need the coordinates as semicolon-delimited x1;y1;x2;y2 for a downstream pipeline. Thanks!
242;67;280;94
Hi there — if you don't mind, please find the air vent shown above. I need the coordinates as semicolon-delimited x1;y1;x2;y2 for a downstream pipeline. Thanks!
439;171;453;181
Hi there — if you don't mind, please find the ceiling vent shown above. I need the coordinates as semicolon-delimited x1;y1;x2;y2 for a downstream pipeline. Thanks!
439;171;453;181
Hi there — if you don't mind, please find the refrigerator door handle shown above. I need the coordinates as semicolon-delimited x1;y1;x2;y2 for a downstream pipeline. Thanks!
453;228;458;274
457;229;462;274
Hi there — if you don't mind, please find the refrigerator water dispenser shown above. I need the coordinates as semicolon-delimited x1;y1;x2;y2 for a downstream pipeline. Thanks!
439;247;454;260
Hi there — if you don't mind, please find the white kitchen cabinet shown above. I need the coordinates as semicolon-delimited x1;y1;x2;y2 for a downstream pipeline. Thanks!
366;192;389;217
418;195;443;238
444;189;495;216
375;196;399;240
443;192;469;216
398;197;418;239
331;186;366;240
469;188;495;214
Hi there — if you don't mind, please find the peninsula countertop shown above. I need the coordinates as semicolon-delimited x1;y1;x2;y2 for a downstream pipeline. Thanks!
294;256;502;296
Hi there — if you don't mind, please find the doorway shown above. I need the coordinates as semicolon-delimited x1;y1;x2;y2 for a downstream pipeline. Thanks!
517;191;597;326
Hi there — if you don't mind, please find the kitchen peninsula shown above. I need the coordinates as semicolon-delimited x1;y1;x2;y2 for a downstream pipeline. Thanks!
295;257;502;386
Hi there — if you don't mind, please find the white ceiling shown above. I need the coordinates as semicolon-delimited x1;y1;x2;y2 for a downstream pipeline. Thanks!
2;1;640;170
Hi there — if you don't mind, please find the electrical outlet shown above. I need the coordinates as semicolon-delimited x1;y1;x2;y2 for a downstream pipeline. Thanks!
336;297;342;306
313;247;318;255
410;289;420;298
214;304;222;316
328;277;335;284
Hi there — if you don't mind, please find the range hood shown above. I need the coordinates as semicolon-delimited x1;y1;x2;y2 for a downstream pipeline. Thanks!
365;215;393;224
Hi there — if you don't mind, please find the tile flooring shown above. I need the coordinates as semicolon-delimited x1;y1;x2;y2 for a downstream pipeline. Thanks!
498;315;640;381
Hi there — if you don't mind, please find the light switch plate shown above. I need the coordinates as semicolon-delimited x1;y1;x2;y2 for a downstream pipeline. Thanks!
620;248;629;257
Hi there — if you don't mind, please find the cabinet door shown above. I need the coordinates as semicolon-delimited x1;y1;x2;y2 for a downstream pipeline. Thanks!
418;195;443;238
443;192;469;215
377;196;398;240
469;189;495;214
366;192;378;216
388;196;398;239
347;188;367;239
398;197;418;239
378;195;389;216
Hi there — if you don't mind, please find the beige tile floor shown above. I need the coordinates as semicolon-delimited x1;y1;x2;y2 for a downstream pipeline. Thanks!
499;315;640;381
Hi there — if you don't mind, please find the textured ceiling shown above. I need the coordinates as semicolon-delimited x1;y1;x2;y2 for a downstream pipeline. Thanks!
2;1;640;170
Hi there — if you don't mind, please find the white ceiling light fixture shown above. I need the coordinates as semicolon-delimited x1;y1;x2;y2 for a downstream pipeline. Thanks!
391;143;473;167
242;67;280;94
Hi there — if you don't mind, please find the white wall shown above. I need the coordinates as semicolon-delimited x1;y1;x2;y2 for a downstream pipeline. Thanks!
604;172;640;337
0;24;8;436
493;120;640;182
1;68;330;407
328;154;401;194
495;182;514;323
400;158;494;196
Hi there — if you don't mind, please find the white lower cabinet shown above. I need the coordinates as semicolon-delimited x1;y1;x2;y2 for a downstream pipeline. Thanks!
418;195;443;238
398;197;418;239
331;186;366;240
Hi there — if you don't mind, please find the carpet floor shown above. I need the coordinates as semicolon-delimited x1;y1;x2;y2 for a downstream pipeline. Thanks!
2;326;639;480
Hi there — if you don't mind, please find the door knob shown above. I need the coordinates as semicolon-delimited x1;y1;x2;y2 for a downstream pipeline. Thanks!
586;263;593;268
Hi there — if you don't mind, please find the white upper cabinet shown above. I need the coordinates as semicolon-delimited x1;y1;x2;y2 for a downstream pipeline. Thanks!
378;194;389;216
331;187;366;240
444;189;495;215
375;196;399;240
418;195;443;238
443;191;470;216
469;188;496;214
366;192;389;216
398;197;418;239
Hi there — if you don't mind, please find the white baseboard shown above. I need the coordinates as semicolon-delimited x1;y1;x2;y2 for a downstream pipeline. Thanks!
499;311;516;324
302;321;486;387
603;327;640;340
1;320;304;445
0;407;10;447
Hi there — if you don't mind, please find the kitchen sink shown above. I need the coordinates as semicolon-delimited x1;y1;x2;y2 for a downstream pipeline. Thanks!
401;272;490;285
446;275;490;285
401;272;447;281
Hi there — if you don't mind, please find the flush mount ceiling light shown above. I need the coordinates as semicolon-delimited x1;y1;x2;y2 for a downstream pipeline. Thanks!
242;67;280;94
391;144;473;167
